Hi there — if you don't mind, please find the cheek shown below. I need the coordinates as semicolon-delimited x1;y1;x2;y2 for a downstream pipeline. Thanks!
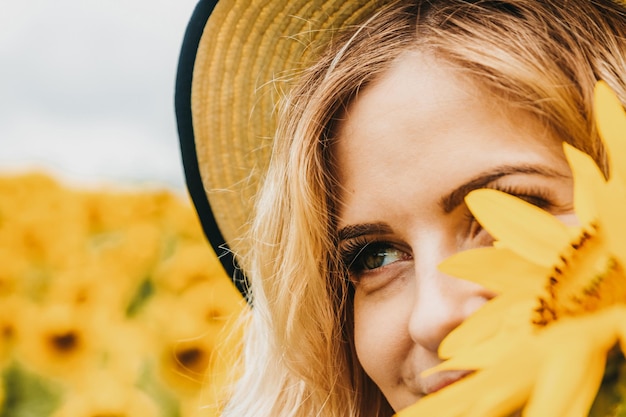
353;291;413;389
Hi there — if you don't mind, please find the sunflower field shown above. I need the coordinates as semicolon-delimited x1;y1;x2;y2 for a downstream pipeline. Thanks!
0;172;245;417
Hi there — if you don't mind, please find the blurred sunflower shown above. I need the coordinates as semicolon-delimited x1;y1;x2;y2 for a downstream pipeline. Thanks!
0;172;244;416
0;248;29;297
143;280;244;398
397;82;626;417
0;176;89;270
16;302;100;385
0;296;26;366
152;243;228;294
51;369;159;417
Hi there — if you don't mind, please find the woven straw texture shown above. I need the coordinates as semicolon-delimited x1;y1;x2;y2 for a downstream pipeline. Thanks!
191;0;381;254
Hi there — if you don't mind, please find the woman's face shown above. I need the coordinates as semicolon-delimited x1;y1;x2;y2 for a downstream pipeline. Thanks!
334;51;575;411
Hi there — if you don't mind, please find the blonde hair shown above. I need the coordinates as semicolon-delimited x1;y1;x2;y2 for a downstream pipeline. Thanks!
220;1;626;416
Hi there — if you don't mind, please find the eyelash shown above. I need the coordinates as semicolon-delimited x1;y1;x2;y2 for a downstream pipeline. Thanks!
464;184;553;236
339;237;405;276
491;184;552;208
340;236;375;271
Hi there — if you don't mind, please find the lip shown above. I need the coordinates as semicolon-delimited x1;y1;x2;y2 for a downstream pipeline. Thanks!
422;370;472;395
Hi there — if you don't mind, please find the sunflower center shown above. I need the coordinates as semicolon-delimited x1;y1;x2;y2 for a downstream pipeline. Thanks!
533;223;626;326
174;345;209;374
48;331;80;354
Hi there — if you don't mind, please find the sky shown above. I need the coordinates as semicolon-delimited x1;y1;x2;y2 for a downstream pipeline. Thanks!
0;0;200;190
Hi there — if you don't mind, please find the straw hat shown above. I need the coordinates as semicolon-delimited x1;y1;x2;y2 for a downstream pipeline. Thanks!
175;0;383;297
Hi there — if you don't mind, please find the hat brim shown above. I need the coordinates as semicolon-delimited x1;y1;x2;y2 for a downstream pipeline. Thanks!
175;0;381;298
176;0;249;297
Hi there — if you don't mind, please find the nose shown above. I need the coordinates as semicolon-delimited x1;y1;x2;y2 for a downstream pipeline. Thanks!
407;251;494;353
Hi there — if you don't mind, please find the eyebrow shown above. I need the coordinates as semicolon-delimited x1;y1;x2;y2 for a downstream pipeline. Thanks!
337;222;393;241
439;164;566;213
336;164;566;241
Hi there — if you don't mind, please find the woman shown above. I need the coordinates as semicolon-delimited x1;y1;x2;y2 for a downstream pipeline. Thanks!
176;0;626;415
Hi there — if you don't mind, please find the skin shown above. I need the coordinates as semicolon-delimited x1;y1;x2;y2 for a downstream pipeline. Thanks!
334;51;575;411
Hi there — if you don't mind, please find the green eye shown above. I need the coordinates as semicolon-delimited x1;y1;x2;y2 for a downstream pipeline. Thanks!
357;245;405;271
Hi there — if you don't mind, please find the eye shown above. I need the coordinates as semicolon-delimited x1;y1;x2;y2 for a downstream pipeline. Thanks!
463;210;495;249
340;239;411;276
355;244;405;271
465;211;484;239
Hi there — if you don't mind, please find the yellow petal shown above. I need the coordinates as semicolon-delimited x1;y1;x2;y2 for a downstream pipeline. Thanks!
615;306;626;354
525;341;605;417
462;363;533;417
429;332;519;373
562;143;606;226
439;247;547;294
394;373;479;417
595;177;626;262
398;350;537;417
439;296;534;359
594;81;626;183
524;341;605;417
560;354;606;417
524;311;621;417
395;391;468;417
466;189;570;267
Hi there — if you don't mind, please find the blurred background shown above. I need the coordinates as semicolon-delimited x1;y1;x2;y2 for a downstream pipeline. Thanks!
0;2;245;416
1;0;197;190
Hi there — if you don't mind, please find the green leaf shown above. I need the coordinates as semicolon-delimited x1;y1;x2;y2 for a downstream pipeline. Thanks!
0;361;62;417
135;361;180;417
125;277;155;317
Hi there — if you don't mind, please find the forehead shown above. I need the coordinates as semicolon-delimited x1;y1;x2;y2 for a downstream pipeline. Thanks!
334;51;483;188
333;51;564;226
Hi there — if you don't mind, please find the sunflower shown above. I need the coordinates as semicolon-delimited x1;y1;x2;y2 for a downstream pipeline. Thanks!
143;280;244;398
396;82;626;417
51;368;159;417
152;243;228;294
15;301;101;385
